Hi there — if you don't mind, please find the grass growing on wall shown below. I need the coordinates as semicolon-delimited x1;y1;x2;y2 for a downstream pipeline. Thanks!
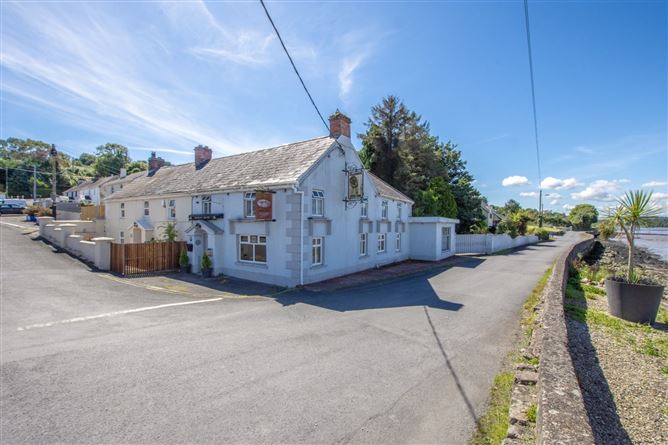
469;266;554;445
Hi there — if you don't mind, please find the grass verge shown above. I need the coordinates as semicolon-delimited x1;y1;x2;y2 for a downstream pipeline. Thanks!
469;266;553;445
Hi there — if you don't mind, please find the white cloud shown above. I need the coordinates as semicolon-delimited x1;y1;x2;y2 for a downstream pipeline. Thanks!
570;179;626;202
540;176;582;190
549;198;560;205
563;204;575;211
520;192;539;197
0;1;246;154
338;53;366;98
502;176;530;187
642;181;668;188
652;192;668;202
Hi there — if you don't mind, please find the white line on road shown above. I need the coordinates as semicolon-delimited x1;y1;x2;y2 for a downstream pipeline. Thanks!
0;221;26;228
17;297;223;331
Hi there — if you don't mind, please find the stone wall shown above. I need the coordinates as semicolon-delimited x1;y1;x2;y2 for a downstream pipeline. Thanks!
536;235;595;445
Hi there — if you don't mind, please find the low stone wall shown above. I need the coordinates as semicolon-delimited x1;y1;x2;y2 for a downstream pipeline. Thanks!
536;235;595;445
37;216;113;271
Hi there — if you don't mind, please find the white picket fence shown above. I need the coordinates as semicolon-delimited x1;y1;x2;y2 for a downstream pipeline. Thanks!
456;234;539;254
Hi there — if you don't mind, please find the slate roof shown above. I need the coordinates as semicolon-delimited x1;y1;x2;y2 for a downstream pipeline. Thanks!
106;136;336;200
368;172;414;203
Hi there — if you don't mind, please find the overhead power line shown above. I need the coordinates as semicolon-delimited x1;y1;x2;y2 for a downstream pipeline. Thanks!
259;0;330;132
523;0;542;187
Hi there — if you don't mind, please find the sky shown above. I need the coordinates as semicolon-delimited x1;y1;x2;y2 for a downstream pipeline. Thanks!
1;0;666;213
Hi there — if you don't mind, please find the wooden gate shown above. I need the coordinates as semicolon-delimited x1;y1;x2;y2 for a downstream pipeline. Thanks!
111;241;186;276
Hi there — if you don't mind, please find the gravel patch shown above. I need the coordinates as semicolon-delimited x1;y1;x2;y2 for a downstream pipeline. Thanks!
566;244;668;445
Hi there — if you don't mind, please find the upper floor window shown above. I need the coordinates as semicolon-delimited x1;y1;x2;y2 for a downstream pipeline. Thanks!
119;231;124;244
168;199;176;219
360;201;368;218
397;203;402;219
244;192;256;218
144;201;150;216
120;202;125;218
202;195;212;214
312;190;324;217
381;200;388;219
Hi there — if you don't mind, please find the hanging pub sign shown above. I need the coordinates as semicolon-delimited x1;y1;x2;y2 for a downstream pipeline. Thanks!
347;170;364;200
255;191;273;220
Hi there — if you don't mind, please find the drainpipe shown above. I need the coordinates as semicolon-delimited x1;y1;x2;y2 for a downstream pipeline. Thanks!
292;185;304;286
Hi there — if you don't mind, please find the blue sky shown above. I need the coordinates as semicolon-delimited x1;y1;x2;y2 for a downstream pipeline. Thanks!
1;0;666;213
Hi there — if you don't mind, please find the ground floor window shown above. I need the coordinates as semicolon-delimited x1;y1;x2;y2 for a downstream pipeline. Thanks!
442;227;451;251
312;237;323;266
377;233;386;253
359;233;367;256
239;235;267;263
396;232;401;252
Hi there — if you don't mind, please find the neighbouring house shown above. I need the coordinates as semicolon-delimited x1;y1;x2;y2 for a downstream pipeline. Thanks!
482;201;502;228
103;111;458;287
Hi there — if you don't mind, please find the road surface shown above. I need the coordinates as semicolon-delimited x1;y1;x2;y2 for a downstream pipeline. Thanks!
0;220;579;444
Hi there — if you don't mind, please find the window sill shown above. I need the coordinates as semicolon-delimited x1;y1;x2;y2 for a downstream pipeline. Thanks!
310;263;325;269
235;261;268;269
377;251;386;255
307;216;331;222
230;217;275;223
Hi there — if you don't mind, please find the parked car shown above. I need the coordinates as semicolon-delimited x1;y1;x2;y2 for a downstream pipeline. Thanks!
0;203;26;215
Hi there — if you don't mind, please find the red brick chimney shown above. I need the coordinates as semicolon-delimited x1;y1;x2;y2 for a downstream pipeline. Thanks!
194;145;212;169
148;151;166;172
329;110;351;139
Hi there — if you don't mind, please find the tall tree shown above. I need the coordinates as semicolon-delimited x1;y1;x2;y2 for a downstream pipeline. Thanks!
568;204;598;230
358;95;414;187
93;143;129;178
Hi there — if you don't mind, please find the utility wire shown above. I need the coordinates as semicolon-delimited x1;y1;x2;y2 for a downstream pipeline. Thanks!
259;0;330;132
523;0;542;187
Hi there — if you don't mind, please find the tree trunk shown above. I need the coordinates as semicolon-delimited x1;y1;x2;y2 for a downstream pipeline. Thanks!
627;233;634;282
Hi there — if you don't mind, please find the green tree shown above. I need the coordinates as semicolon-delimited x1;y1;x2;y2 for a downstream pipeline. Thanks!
568;204;599;230
78;153;96;166
414;177;458;218
358;95;415;187
93;143;129;177
126;160;148;174
501;199;522;216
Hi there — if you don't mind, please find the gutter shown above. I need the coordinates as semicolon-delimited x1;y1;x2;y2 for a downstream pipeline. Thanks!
292;184;305;286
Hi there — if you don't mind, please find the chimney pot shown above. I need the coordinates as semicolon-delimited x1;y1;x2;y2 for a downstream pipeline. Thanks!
329;110;351;139
194;145;212;169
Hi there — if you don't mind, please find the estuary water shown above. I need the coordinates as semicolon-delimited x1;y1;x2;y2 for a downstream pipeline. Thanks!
613;228;668;262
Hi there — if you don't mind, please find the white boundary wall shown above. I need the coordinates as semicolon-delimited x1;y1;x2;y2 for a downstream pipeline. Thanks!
37;217;113;270
456;234;539;254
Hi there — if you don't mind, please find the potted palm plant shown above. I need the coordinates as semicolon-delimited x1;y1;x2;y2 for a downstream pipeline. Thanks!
604;190;663;323
200;253;213;278
179;249;190;273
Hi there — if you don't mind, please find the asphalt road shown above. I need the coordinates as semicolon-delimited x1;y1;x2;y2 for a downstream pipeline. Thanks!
1;219;580;444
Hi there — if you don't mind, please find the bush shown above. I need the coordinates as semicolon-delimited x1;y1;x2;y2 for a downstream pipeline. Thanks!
597;218;616;240
201;253;212;270
534;227;550;241
22;205;41;216
497;218;519;238
179;249;189;267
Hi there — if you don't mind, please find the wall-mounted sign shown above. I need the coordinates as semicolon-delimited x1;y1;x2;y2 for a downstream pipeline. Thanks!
255;191;273;221
348;171;364;200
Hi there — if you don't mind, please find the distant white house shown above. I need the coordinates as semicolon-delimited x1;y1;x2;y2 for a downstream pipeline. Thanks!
104;111;458;287
482;201;502;228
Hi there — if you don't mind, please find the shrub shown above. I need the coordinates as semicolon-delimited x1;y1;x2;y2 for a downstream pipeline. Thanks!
22;205;41;216
179;249;189;267
37;207;53;217
201;253;212;270
497;218;519;238
597;218;616;240
162;222;178;242
534;227;550;241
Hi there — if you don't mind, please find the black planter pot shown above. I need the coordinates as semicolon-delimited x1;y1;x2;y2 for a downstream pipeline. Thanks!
605;278;663;324
179;264;190;274
201;267;213;278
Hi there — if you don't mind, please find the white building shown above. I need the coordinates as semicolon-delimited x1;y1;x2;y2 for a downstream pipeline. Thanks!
104;112;458;287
